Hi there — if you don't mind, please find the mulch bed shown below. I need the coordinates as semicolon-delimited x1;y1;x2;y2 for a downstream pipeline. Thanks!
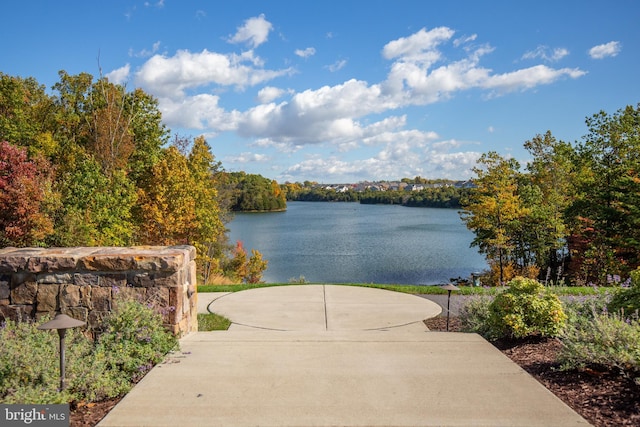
425;317;640;427
70;318;639;426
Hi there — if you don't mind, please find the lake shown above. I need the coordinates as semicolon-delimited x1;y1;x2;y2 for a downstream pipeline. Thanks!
227;201;487;285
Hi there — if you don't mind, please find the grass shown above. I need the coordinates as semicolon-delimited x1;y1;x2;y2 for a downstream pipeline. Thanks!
198;282;603;296
198;313;232;331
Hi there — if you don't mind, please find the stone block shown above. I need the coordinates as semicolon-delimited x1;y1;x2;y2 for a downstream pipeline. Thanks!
187;260;197;286
60;284;82;308
77;255;136;271
98;273;128;288
146;286;170;308
129;271;182;288
73;273;100;287
88;310;109;330
62;306;88;324
27;255;79;272
11;280;38;305
91;287;112;311
168;287;184;324
36;284;60;312
37;273;73;284
0;248;42;273
79;285;92;308
0;275;10;299
114;286;146;305
0;304;34;322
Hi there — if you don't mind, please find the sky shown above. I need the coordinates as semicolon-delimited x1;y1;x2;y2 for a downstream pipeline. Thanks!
1;1;638;183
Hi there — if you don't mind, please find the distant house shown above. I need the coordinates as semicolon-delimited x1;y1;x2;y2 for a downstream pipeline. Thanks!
406;184;424;191
454;180;476;189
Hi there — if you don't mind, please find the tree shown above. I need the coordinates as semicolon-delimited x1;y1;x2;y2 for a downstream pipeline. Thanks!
187;136;226;277
136;146;196;245
0;141;56;246
53;153;136;246
461;152;529;284
86;79;135;174
567;104;640;283
522;131;575;281
0;73;56;156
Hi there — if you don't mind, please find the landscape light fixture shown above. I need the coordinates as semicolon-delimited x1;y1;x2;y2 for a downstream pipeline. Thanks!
38;313;86;390
441;284;460;332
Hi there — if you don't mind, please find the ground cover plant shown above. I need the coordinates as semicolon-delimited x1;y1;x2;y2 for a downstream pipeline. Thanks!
451;277;640;426
0;297;178;407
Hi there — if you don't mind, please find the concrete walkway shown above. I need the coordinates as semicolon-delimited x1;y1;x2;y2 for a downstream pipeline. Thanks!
99;285;589;426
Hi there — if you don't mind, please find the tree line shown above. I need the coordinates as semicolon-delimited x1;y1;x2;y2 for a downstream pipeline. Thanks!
460;104;640;286
0;71;265;284
283;181;468;207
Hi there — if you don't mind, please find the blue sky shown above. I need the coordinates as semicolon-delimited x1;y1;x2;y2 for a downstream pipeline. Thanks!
1;1;638;183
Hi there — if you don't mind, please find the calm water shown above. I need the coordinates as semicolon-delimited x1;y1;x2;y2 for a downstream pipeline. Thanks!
228;201;487;285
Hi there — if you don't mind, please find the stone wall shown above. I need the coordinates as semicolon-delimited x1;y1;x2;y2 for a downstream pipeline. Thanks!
0;246;198;337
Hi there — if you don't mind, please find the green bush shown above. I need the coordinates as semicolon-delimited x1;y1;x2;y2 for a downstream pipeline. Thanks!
486;277;567;339
559;310;640;382
608;268;640;316
95;298;178;384
0;297;178;404
0;316;71;404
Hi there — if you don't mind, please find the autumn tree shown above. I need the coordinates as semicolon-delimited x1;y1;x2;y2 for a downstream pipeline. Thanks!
136;146;196;245
0;73;57;157
187;136;226;279
521;131;575;281
0;141;56;246
461;152;529;284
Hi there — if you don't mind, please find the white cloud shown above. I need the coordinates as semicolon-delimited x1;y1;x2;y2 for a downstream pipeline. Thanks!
589;41;621;59
522;45;569;62
481;65;586;94
135;49;294;97
226;152;270;163
382;27;454;62
281;138;481;182
326;59;347;72
227;14;273;48
453;34;477;47
159;93;240;131
127;22;589;182
129;40;162;58
106;64;130;84
295;47;316;58
256;86;290;103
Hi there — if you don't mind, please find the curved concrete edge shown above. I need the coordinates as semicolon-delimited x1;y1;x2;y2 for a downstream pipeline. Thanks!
202;285;442;331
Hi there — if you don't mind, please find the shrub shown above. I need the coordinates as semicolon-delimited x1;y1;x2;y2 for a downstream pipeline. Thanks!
608;268;640;316
0;316;70;404
95;298;178;384
559;310;640;383
0;298;178;404
458;295;493;336
486;277;567;339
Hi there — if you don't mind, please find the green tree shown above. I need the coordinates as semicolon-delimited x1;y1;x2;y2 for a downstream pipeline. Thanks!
567;104;640;283
0;73;55;153
522;131;575;281
461;152;529;284
53;153;136;246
